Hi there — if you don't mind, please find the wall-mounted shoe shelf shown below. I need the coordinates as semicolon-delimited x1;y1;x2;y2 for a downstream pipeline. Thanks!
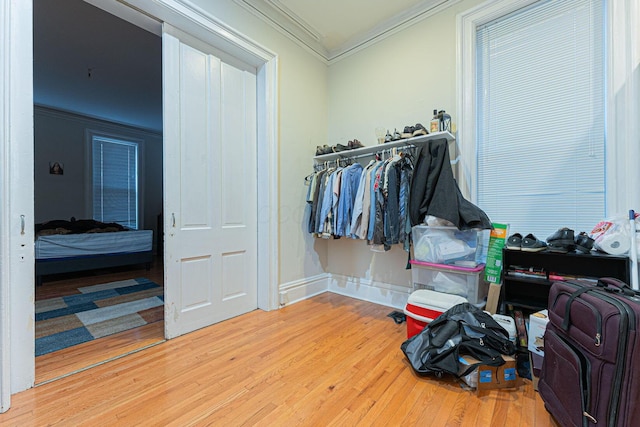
313;131;455;162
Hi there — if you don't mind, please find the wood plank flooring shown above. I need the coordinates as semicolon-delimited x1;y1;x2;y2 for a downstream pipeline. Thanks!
35;260;165;384
4;291;558;426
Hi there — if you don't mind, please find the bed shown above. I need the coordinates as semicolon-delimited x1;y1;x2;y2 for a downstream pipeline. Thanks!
35;219;154;285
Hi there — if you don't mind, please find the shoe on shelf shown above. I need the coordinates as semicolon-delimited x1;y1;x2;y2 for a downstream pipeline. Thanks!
574;232;594;254
521;234;547;252
384;130;393;143
506;233;523;250
316;145;331;156
547;241;574;254
332;143;350;152
349;139;364;149
401;126;415;139
413;123;428;136
547;227;575;245
392;128;402;141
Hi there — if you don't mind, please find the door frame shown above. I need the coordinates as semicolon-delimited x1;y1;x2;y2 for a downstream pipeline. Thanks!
0;0;280;403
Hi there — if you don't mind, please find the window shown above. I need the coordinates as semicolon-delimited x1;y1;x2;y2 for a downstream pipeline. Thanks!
90;133;141;229
460;0;605;239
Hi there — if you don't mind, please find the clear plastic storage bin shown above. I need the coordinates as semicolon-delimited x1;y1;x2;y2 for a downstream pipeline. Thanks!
411;225;489;267
410;260;489;305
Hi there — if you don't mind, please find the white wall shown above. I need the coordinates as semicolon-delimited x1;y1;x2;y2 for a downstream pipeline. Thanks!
34;107;163;248
324;0;484;294
187;0;330;287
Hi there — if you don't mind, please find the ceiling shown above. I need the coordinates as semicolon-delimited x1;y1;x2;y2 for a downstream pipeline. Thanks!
33;0;452;132
33;0;163;132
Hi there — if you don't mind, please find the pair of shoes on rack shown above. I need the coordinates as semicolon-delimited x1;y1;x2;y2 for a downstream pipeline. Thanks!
316;145;333;156
399;123;430;139
547;228;594;254
546;227;576;253
506;232;548;252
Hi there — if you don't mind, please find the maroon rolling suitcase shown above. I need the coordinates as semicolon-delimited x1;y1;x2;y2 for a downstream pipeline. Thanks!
539;277;640;427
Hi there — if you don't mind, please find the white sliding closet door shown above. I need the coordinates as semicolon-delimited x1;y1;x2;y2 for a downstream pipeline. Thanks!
162;26;258;338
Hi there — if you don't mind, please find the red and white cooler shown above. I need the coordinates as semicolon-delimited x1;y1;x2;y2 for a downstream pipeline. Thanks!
404;289;468;338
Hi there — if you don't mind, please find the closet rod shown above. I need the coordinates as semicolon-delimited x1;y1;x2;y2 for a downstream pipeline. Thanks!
333;144;417;162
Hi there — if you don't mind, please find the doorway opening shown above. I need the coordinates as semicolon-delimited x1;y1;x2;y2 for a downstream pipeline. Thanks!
33;0;164;384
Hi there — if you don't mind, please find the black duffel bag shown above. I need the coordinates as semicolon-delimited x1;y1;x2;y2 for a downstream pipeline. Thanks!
401;302;516;377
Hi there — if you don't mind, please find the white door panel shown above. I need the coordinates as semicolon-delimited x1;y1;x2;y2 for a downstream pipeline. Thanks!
163;27;257;338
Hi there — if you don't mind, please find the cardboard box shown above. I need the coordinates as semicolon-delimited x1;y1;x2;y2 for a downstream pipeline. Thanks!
458;355;518;391
528;309;549;357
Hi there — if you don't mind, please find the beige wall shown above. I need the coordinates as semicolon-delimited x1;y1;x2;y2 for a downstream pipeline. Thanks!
325;0;483;287
189;0;487;290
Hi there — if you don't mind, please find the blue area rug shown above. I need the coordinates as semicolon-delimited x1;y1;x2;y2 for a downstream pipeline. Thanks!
35;278;163;357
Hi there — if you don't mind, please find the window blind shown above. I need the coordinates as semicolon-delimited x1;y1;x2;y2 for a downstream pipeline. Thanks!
476;0;605;239
92;136;139;229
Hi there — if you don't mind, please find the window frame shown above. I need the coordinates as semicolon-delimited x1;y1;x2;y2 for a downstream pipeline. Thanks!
457;0;640;215
85;129;145;229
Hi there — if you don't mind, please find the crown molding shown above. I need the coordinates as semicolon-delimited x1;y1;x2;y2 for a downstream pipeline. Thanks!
328;0;461;63
232;0;329;63
234;0;459;64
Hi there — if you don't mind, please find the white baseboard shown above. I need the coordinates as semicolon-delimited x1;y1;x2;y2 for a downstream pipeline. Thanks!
328;274;411;310
278;273;412;310
278;273;329;307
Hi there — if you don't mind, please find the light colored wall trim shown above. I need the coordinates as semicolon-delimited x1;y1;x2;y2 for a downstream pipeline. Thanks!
606;0;640;215
127;0;278;67
456;0;538;200
0;0;11;413
328;274;411;310
256;57;280;312
231;0;328;62
234;0;460;64
3;0;35;400
457;0;640;212
278;273;411;311
278;274;329;307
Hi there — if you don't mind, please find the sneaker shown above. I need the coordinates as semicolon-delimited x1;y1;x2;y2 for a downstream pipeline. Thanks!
506;233;523;250
413;123;428;136
392;128;402;141
401;126;415;139
332;144;350;152
574;232;594;254
384;130;392;143
521;234;547;252
547;227;575;245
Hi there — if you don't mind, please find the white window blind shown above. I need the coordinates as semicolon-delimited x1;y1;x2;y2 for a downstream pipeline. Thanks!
92;136;139;229
476;0;605;239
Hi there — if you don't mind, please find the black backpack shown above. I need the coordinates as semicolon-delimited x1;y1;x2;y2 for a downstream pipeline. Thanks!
401;302;516;377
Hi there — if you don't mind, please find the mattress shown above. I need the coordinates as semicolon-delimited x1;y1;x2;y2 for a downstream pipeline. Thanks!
35;230;153;260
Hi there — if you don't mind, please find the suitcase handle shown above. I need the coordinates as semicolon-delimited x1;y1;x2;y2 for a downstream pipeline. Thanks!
596;277;636;296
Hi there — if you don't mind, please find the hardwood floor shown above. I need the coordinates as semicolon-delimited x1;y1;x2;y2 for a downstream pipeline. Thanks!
4;292;558;426
35;258;165;384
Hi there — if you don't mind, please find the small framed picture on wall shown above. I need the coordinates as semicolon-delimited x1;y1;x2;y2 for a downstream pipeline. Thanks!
49;161;64;175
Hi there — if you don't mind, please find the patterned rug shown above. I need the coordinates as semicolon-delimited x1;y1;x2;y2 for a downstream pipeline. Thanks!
35;278;163;357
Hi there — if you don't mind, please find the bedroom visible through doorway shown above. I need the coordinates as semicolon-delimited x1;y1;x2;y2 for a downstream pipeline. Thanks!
33;0;164;383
